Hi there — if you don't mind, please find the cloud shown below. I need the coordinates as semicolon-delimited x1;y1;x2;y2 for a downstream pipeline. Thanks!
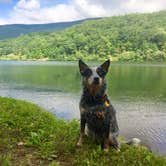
73;0;107;17
123;0;166;13
73;0;166;16
0;0;166;25
16;0;40;10
0;18;8;25
9;0;82;24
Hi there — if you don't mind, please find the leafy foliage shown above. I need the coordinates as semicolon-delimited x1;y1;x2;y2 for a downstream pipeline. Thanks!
0;11;166;61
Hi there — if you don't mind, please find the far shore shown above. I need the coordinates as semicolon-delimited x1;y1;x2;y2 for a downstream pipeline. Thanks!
1;55;166;64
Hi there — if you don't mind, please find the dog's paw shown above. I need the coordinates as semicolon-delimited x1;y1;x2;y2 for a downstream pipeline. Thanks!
116;148;121;152
103;148;109;152
76;142;83;147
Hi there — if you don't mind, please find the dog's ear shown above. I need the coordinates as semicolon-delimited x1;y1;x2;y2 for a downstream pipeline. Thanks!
100;60;110;74
79;59;89;75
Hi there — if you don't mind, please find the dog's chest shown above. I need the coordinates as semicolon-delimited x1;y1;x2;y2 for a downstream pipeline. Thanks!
85;107;111;133
86;108;109;120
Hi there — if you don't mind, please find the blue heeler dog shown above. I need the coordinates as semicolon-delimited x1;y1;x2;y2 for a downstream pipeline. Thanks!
77;59;120;151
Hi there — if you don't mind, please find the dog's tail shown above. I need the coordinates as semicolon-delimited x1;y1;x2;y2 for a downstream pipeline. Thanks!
123;138;141;147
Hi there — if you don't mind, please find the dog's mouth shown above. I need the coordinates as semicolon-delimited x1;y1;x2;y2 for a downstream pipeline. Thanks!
89;85;101;95
86;81;103;96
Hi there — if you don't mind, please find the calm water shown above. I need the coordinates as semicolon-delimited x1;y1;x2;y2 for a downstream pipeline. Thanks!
0;61;166;156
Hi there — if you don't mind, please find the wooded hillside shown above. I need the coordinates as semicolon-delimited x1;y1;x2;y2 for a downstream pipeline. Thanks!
0;11;166;61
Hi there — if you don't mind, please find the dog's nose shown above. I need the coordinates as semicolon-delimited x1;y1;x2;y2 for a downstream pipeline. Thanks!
94;77;99;84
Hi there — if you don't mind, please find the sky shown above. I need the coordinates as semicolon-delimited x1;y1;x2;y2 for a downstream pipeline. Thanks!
0;0;166;25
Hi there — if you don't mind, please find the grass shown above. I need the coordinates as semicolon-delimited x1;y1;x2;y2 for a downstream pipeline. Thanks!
0;97;166;166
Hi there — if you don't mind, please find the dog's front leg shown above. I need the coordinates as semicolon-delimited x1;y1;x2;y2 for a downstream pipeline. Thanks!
103;137;110;152
112;136;121;151
77;116;86;147
109;133;121;151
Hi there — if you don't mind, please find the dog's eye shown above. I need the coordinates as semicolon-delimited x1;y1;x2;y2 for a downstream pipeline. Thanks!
84;68;92;77
97;68;105;77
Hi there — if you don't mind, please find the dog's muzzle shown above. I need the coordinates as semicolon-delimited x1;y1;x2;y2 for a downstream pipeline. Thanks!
93;77;100;85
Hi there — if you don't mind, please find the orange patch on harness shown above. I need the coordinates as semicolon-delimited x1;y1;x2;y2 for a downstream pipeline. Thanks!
96;111;106;119
105;100;110;107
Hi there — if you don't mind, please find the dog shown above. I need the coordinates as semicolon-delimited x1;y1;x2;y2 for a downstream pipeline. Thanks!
77;59;120;151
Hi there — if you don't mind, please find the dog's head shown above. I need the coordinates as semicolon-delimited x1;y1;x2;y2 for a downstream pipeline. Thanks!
79;60;110;94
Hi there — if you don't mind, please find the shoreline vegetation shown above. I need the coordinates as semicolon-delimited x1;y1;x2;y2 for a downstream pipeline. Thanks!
1;54;166;64
0;97;166;165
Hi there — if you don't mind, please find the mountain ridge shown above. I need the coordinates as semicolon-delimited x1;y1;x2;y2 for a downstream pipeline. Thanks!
0;18;101;40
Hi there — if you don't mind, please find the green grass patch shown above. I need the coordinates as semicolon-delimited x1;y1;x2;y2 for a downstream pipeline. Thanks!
0;97;166;165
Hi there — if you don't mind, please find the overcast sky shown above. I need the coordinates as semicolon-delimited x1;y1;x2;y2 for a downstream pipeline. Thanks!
0;0;166;25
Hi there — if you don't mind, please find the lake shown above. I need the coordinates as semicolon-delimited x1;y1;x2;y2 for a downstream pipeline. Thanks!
0;60;166;156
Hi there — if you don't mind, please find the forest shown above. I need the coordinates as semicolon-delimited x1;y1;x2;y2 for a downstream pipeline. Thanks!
0;10;166;62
